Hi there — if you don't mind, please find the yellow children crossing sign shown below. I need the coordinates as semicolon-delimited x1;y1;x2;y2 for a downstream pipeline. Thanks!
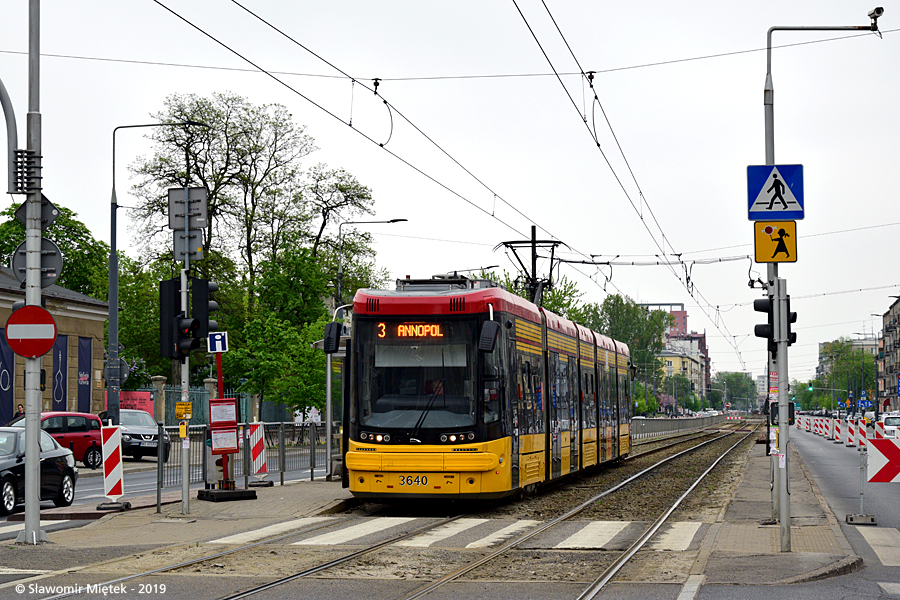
754;221;797;263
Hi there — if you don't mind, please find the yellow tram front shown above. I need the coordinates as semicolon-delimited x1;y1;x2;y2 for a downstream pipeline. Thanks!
345;286;512;500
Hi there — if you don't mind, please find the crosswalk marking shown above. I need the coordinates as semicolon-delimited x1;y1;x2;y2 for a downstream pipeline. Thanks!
208;517;334;544
466;519;540;548
292;517;416;546
281;516;706;551
0;520;70;538
878;582;900;595
395;518;490;547
555;521;629;549
857;527;900;567
649;521;702;551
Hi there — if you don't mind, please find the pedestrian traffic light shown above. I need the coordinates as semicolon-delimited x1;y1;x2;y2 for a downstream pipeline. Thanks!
159;277;180;359
786;295;797;346
753;297;776;358
175;314;200;359
191;278;219;338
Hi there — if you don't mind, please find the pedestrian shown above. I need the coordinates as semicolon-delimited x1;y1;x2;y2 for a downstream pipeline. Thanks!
9;403;24;425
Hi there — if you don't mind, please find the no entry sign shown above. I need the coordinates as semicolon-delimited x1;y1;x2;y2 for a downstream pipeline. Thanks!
5;305;57;358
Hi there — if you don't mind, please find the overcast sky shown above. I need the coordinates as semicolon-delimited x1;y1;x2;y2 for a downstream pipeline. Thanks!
1;1;898;386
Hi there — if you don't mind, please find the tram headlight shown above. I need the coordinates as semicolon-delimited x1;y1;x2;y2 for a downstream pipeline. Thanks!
449;435;457;442
375;434;383;442
467;432;475;440
440;434;448;442
360;432;368;440
383;434;391;442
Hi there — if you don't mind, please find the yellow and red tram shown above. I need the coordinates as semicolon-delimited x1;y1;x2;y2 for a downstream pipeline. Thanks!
342;275;632;500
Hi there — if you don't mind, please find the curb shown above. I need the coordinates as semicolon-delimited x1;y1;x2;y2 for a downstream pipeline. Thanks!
778;555;864;584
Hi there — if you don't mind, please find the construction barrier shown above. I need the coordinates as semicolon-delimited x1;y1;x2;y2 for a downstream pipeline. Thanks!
101;425;124;500
834;418;842;444
825;417;835;440
249;422;268;477
846;420;857;447
874;421;886;439
857;419;867;450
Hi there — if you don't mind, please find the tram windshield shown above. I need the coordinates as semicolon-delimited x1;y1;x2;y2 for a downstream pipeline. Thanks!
357;319;477;429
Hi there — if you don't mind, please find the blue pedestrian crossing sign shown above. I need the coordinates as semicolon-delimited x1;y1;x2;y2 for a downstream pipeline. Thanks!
747;164;804;221
207;331;229;353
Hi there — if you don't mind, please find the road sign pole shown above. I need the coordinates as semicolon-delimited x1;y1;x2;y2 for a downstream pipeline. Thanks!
180;185;191;515
17;0;48;546
776;278;791;552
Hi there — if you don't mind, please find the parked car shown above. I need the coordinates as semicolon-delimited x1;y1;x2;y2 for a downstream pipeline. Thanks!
8;411;102;469
116;409;170;462
882;414;900;438
0;427;78;515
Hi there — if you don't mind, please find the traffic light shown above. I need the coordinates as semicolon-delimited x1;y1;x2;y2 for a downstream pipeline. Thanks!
786;295;797;346
808;384;813;392
175;314;200;358
159;277;180;359
191;278;219;338
753;297;776;358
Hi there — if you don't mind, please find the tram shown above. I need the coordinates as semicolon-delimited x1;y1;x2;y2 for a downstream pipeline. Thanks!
333;274;633;500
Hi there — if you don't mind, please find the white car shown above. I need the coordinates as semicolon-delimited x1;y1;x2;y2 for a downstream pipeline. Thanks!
881;414;900;438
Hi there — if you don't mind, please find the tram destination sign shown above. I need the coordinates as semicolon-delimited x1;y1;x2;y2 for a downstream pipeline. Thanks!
377;322;445;339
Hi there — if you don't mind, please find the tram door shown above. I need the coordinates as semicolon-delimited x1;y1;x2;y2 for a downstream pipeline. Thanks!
569;358;579;473
548;352;566;479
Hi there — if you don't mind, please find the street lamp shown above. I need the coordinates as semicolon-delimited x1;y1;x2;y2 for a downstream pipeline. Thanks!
763;10;882;552
336;218;407;320
108;120;207;426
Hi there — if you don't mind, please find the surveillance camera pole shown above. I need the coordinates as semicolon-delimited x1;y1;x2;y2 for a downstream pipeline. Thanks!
764;10;882;553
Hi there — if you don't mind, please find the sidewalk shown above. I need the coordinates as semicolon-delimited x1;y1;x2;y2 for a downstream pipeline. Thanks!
695;439;861;584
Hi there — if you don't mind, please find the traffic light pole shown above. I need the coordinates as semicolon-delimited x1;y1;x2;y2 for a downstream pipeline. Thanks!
181;185;191;515
775;278;791;552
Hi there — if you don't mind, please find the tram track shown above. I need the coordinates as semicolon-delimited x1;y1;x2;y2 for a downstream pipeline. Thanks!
36;420;752;600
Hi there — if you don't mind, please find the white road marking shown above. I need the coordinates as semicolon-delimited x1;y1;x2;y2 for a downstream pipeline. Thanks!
878;582;900;595
292;517;416;546
856;527;900;566
208;517;334;544
466;519;541;548
555;521;629;549
649;521;702;551
0;520;70;538
395;518;490;547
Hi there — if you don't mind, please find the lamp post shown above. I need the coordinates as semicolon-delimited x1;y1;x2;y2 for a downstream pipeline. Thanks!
336;218;407;320
108;121;206;426
764;10;882;551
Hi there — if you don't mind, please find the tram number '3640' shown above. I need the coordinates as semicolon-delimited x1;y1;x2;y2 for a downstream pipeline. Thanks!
398;475;428;486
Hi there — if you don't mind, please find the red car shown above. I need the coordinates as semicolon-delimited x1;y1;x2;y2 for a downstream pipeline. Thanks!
9;411;103;469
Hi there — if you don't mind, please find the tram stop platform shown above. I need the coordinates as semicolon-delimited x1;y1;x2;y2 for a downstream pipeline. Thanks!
694;441;860;584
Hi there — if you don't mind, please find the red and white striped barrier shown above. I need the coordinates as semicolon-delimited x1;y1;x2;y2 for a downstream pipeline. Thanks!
857;419;867;450
846;420;857;447
825;418;835;440
249;422;267;477
726;416;741;420
834;419;842;444
102;425;123;500
874;421;886;439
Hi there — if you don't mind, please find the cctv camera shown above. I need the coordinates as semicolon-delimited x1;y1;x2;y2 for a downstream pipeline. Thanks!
869;7;884;19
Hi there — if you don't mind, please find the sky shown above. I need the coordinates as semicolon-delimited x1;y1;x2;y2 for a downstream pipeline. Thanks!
1;1;898;387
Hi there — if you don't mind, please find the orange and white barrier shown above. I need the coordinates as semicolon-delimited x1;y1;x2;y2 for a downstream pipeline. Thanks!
102;425;124;500
834;419;842;444
857;419;867;450
249;422;268;477
846;420;857;447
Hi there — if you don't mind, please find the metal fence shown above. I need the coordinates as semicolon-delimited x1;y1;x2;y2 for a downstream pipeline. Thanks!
156;420;341;489
630;414;727;441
